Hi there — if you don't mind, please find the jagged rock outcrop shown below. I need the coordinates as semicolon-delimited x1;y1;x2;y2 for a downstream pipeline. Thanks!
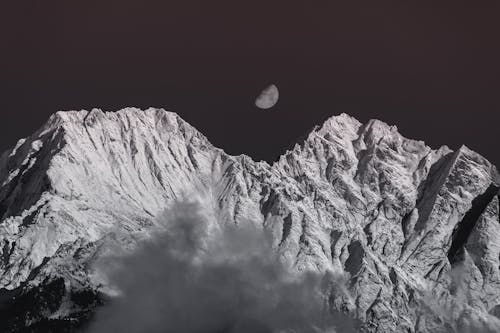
0;108;498;332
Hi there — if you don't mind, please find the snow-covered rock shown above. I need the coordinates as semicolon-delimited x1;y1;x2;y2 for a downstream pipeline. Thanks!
0;107;498;332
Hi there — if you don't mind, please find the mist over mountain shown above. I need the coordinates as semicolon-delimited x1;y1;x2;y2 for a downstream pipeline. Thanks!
0;108;499;332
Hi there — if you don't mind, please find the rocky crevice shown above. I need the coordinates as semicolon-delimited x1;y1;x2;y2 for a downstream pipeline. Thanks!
279;213;293;246
447;183;500;263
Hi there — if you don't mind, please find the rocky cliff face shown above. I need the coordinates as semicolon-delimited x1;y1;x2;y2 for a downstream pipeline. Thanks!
0;108;498;332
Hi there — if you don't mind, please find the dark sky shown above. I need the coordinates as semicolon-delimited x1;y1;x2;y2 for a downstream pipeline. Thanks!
1;1;499;166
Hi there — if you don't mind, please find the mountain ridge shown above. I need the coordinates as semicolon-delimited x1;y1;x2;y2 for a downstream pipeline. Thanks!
0;107;499;332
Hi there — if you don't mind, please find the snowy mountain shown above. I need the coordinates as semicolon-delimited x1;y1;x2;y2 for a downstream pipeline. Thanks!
0;108;499;332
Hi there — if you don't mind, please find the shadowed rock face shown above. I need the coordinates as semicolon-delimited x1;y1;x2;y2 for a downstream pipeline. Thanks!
0;108;498;332
447;184;500;263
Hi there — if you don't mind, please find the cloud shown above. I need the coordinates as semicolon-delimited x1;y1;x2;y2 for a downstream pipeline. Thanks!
417;262;500;333
88;200;357;333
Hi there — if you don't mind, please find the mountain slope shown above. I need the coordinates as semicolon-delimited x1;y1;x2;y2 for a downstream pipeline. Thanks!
0;108;498;332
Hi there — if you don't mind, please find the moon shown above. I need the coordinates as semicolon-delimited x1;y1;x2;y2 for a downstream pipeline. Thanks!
255;84;279;109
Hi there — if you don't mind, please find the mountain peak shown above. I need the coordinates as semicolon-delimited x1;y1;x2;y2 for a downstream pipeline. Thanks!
43;107;188;133
313;112;362;139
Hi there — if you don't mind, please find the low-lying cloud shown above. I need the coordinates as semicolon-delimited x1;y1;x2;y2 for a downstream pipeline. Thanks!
88;200;356;333
418;263;500;333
